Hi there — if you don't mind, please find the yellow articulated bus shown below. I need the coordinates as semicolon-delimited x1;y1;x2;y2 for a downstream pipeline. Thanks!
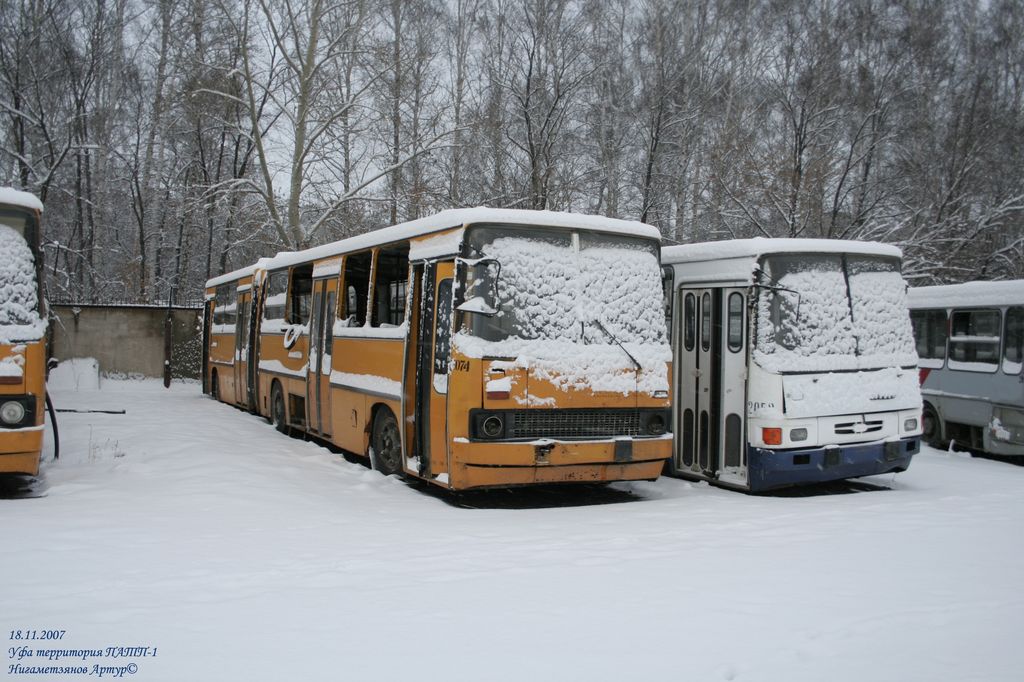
203;208;672;490
0;188;48;476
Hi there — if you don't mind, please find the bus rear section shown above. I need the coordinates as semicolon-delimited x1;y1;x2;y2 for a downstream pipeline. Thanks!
663;240;922;492
0;190;47;476
908;280;1024;456
203;266;260;412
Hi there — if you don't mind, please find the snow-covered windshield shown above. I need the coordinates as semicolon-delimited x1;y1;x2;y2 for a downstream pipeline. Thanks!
754;253;916;373
0;221;45;343
460;226;667;346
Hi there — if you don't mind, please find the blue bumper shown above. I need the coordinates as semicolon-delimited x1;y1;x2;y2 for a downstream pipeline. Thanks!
747;437;919;492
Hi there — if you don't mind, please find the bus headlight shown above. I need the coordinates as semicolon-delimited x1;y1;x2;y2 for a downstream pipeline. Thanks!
644;411;667;435
482;415;504;438
992;408;1024;444
903;418;918;432
1;400;26;425
790;428;808;442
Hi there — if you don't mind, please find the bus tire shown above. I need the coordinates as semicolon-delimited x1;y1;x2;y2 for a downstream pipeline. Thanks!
271;382;289;435
210;370;219;400
922;403;942;448
371;408;402;476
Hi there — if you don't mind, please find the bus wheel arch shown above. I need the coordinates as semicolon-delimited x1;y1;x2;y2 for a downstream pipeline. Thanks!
270;380;289;434
370;405;402;476
922;401;943;448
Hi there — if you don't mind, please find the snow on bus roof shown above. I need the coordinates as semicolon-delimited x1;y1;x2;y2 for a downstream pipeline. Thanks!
263;207;661;272
907;279;1024;309
204;257;276;289
662;238;901;263
0;187;43;212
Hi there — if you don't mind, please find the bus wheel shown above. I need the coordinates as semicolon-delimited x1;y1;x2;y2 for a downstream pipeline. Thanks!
371;409;402;476
210;370;219;400
271;383;289;435
922;404;942;448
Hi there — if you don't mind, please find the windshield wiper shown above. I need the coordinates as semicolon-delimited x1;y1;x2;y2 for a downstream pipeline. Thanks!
592;319;642;371
753;266;803;323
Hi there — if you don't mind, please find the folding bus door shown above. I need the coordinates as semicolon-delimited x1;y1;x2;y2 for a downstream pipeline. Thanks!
675;289;703;476
234;291;251;407
695;289;719;477
202;299;214;394
675;287;746;481
717;288;748;485
408;261;454;477
306;278;337;437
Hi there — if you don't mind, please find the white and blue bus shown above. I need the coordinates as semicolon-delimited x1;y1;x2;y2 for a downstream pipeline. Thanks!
907;280;1024;456
661;239;922;492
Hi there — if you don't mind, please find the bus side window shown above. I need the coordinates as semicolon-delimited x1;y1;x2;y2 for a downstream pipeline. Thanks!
1005;307;1024;375
214;284;235;327
213;285;226;326
910;309;947;365
263;271;289;322
949;309;1000;370
684;293;696;351
372;244;410;327
341;251;372;327
288;264;313;325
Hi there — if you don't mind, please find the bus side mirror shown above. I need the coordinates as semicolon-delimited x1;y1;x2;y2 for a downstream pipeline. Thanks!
456;297;498;316
455;257;501;317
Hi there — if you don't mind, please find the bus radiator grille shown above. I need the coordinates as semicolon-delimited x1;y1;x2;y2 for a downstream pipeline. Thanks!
506;409;642;440
833;419;884;435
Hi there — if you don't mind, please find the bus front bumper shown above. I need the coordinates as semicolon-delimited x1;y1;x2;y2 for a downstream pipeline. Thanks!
0;427;43;476
449;436;671;490
747;437;919;492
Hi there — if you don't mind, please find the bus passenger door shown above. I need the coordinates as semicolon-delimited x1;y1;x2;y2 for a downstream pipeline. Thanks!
676;288;728;480
717;288;748;486
234;291;251;406
696;289;720;478
246;292;259;412
306;278;336;437
409;262;453;477
202;299;214;394
675;290;700;475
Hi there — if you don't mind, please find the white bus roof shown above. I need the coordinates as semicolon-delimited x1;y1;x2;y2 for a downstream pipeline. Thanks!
0;187;43;213
262;207;661;272
908;280;1024;310
205;257;277;289
662;238;902;264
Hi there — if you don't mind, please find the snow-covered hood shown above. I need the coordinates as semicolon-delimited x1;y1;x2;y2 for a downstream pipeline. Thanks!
782;367;921;419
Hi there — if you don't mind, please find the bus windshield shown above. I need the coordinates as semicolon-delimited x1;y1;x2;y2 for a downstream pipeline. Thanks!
0;219;45;342
460;225;667;348
754;253;917;373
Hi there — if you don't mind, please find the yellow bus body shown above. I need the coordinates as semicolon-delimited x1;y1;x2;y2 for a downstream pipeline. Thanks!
204;210;672;491
0;193;46;476
0;340;46;475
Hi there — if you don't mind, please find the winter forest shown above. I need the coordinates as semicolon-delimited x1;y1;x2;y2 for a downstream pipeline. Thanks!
1;0;1022;304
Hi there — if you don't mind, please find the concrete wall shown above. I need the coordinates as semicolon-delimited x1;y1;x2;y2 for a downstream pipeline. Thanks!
49;304;203;379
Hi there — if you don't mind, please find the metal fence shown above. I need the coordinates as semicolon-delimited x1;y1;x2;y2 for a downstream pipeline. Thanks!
46;293;204;310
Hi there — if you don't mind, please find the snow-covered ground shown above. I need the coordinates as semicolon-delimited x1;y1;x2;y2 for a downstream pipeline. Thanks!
3;380;1023;681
